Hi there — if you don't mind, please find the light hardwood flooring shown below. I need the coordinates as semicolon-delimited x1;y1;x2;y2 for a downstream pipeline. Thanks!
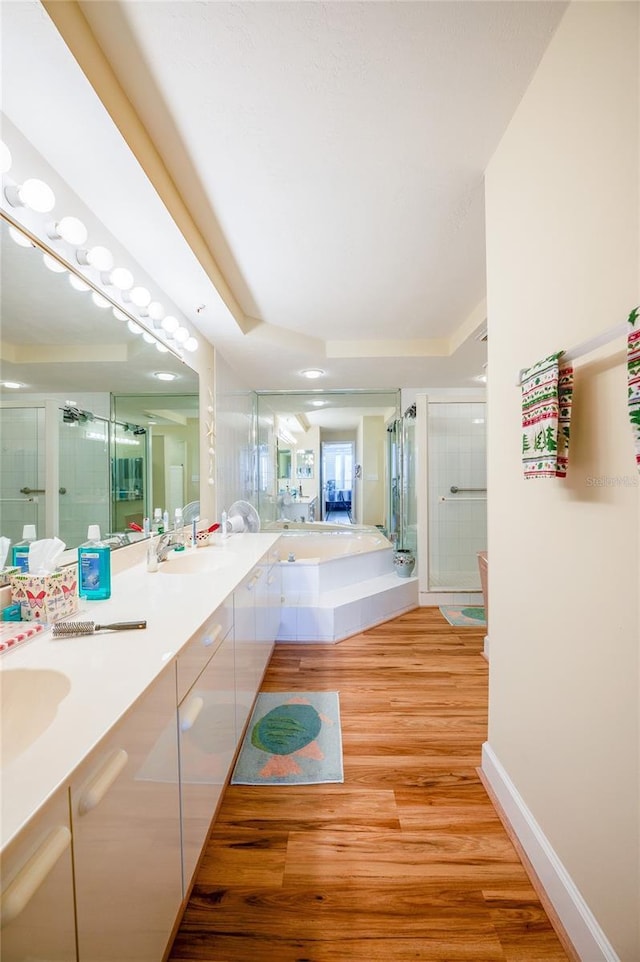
169;607;569;962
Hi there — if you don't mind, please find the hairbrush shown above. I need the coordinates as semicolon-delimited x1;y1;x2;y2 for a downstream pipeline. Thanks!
52;620;147;637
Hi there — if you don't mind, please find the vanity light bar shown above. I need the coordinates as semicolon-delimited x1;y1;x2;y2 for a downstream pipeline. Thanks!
1;145;201;357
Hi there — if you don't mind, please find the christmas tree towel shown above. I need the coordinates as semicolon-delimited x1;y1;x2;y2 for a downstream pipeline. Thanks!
628;306;640;473
522;352;574;479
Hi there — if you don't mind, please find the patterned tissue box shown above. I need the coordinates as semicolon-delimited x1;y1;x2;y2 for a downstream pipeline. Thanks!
10;566;79;623
0;566;19;587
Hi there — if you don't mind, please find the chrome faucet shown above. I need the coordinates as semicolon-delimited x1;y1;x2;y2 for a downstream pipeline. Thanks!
156;531;182;562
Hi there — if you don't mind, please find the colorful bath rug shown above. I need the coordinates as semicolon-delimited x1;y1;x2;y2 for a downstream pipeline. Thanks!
439;605;487;627
231;691;344;786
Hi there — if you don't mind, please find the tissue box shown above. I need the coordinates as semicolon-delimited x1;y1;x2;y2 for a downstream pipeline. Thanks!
10;566;79;623
0;566;19;587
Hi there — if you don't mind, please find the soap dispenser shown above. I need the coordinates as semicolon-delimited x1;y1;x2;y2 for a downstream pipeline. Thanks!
78;525;111;600
11;524;36;572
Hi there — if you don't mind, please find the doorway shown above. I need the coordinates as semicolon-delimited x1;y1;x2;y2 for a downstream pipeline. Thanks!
321;441;354;523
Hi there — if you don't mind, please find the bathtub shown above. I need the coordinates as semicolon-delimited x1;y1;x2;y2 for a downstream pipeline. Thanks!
271;523;418;643
276;527;394;591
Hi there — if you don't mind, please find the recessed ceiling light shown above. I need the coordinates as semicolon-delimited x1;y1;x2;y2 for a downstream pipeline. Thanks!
1;381;25;389
310;399;327;407
474;374;487;383
153;371;178;381
301;369;324;379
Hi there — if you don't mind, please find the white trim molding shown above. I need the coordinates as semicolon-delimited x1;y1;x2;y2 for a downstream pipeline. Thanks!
481;743;620;962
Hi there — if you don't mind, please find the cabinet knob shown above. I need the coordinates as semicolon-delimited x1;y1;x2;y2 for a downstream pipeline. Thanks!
78;749;129;816
1;825;71;928
180;695;204;732
203;624;223;648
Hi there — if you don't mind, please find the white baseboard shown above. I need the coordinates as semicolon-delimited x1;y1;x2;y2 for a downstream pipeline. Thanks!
481;743;620;962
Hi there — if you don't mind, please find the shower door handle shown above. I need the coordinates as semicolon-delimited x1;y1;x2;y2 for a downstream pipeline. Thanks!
20;486;67;495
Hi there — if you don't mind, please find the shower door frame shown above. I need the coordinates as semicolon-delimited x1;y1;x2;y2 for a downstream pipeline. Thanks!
416;393;487;597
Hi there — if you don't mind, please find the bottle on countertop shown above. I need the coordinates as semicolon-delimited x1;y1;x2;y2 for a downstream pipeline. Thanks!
162;509;170;533
11;524;36;572
152;507;164;534
173;508;185;549
78;525;111;600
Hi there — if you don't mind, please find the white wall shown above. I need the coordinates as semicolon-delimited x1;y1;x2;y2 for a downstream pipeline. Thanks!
485;3;639;959
214;351;257;520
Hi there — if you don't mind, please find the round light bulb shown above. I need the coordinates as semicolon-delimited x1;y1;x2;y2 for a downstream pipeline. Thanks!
77;245;114;271
184;336;198;352
130;286;151;308
8;226;33;248
301;368;324;379
127;320;142;335
142;331;156;344
174;326;189;344
110;267;134;291
154;371;177;381
69;273;91;292
20;178;56;213
112;307;129;321
161;314;179;334
91;292;111;309
156;342;169;353
43;253;66;273
0;141;12;174
148;301;165;321
55;216;88;245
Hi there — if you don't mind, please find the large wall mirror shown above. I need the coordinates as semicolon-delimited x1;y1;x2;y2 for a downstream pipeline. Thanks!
0;218;199;550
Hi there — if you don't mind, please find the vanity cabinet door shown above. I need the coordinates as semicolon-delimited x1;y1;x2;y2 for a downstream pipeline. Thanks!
179;626;235;894
0;786;76;962
70;665;182;962
254;552;279;683
234;566;259;736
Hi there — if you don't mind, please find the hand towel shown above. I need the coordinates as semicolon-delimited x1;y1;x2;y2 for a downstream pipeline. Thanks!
628;306;640;473
521;352;574;479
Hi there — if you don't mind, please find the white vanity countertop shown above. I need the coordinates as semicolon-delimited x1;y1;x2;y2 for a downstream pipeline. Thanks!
0;533;281;851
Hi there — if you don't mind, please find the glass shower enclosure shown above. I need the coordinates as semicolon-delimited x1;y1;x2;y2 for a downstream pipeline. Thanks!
425;399;487;590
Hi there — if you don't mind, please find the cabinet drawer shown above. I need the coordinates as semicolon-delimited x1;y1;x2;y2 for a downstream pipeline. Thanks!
177;596;233;702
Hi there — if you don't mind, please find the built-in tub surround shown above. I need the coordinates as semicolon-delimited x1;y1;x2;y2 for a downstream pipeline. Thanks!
276;526;418;643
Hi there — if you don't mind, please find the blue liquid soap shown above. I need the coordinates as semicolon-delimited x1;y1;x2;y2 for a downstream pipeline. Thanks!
11;524;36;572
78;525;111;600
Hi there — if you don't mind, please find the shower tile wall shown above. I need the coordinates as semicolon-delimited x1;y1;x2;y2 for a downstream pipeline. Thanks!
427;402;487;589
0;407;44;545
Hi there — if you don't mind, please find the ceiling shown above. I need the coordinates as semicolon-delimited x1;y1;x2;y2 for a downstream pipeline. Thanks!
2;1;567;392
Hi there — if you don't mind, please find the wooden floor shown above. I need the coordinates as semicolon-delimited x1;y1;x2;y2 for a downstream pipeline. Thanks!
169;607;569;962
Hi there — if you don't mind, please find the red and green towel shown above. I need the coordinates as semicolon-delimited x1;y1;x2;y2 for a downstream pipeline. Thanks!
522;352;574;479
628;306;640;473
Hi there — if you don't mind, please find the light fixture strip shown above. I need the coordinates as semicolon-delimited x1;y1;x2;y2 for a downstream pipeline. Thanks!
0;210;186;364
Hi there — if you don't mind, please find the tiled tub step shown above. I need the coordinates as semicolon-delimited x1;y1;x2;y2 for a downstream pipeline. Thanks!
277;573;419;644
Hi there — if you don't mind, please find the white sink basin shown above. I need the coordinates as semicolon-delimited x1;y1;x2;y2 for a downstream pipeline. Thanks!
158;549;234;576
1;668;71;765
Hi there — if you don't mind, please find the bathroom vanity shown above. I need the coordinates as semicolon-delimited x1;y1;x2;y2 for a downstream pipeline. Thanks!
0;533;282;961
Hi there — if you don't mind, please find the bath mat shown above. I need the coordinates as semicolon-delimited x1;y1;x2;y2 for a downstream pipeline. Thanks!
439;605;487;627
231;691;344;786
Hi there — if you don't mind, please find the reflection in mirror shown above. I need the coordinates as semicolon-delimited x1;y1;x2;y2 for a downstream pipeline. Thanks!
277;446;292;481
296;449;314;478
0;219;199;550
257;391;400;533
